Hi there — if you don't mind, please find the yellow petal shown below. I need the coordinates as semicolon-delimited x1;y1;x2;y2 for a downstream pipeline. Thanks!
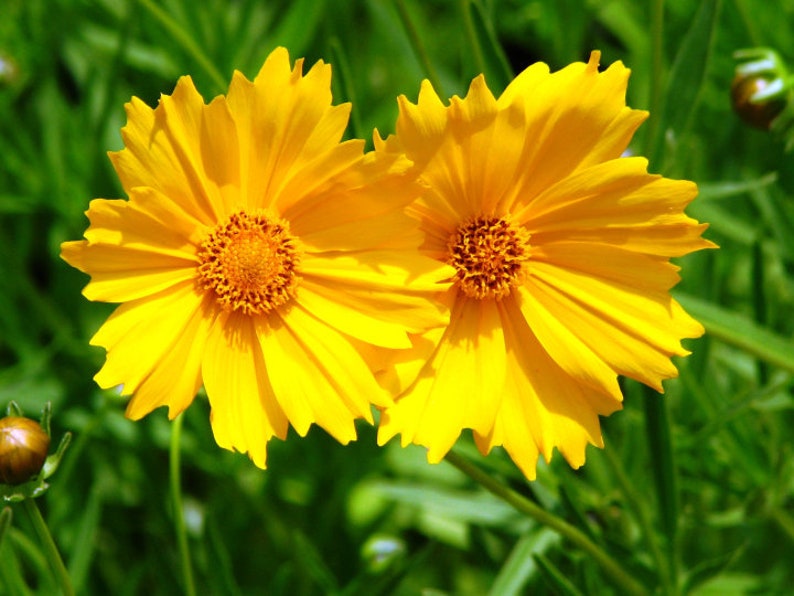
519;157;714;257
110;79;222;225
476;296;621;475
91;282;206;419
516;286;622;400
202;312;289;469
298;252;451;348
60;189;202;302
378;294;506;462
258;305;390;443
498;52;647;200
527;257;703;390
226;47;349;210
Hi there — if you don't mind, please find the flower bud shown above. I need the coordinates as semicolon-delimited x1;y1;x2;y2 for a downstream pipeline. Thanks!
0;416;51;485
731;73;786;130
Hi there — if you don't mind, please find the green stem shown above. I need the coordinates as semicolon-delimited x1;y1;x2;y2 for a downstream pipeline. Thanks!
460;0;485;80
394;0;445;97
170;414;196;596
645;0;665;163
603;441;671;592
22;499;73;596
135;0;227;94
444;451;647;596
643;393;680;595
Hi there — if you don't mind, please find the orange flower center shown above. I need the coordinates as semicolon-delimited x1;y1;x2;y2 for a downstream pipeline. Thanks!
197;210;301;315
447;215;530;300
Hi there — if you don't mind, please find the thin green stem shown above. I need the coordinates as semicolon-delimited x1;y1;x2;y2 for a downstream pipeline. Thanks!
444;451;647;596
460;0;486;79
135;0;227;94
22;499;73;596
602;441;671;593
394;0;445;97
643;393;680;595
170;414;196;596
644;0;665;162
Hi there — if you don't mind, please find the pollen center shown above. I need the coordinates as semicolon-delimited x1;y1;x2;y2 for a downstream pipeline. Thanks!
447;215;530;300
197;210;301;315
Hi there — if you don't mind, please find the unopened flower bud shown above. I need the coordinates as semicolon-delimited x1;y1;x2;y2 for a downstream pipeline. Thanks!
731;73;786;130
0;416;51;485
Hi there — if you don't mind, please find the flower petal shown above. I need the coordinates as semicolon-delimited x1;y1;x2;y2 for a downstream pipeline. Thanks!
500;51;648;200
475;296;621;476
526;252;703;390
518;157;714;256
110;78;224;225
259;306;391;443
378;294;506;462
91;282;207;419
226;47;350;210
201;312;289;469
61;189;202;302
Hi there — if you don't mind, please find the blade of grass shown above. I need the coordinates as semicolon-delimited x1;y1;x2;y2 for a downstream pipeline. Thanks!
676;293;794;374
647;0;721;169
135;0;227;94
394;0;444;96
643;391;679;593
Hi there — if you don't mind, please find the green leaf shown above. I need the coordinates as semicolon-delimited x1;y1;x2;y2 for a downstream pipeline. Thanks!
677;293;794;374
462;0;513;91
488;529;559;596
533;553;585;596
650;0;721;168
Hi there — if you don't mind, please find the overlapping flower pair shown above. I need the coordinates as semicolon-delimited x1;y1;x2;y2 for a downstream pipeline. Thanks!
61;47;713;480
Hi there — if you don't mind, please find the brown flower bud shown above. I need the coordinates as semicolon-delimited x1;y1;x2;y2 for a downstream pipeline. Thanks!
0;417;51;485
731;73;786;130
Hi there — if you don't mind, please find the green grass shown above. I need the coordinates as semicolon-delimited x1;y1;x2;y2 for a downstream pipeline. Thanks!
2;0;794;593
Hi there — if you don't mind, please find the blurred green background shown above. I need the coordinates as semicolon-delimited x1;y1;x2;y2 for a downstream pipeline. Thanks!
2;0;794;593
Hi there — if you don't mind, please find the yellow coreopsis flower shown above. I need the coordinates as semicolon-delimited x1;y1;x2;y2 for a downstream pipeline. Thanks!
60;47;452;468
376;51;716;480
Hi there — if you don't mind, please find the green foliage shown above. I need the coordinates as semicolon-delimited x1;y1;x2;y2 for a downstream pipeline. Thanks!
2;0;794;593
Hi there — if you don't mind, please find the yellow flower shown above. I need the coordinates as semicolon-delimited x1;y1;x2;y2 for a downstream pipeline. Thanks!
376;51;716;480
61;47;451;468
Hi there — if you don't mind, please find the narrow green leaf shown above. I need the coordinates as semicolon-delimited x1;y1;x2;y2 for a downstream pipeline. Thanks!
649;0;721;167
66;483;103;593
643;390;679;584
328;38;363;141
270;0;328;58
677;293;794;374
488;529;559;596
0;507;11;549
462;0;513;91
533;553;586;596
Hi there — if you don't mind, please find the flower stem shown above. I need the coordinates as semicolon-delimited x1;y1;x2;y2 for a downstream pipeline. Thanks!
170;414;196;596
444;450;647;596
21;498;73;596
645;0;665;163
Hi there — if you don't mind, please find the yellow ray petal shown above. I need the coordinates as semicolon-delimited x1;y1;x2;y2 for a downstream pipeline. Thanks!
477;296;620;475
378;295;507;462
298;252;451;349
519;158;714;257
202;311;289;469
527;259;703;390
110;79;223;225
91;282;206;417
226;47;349;210
498;52;648;199
60;190;203;302
516;286;622;400
259;305;390;443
